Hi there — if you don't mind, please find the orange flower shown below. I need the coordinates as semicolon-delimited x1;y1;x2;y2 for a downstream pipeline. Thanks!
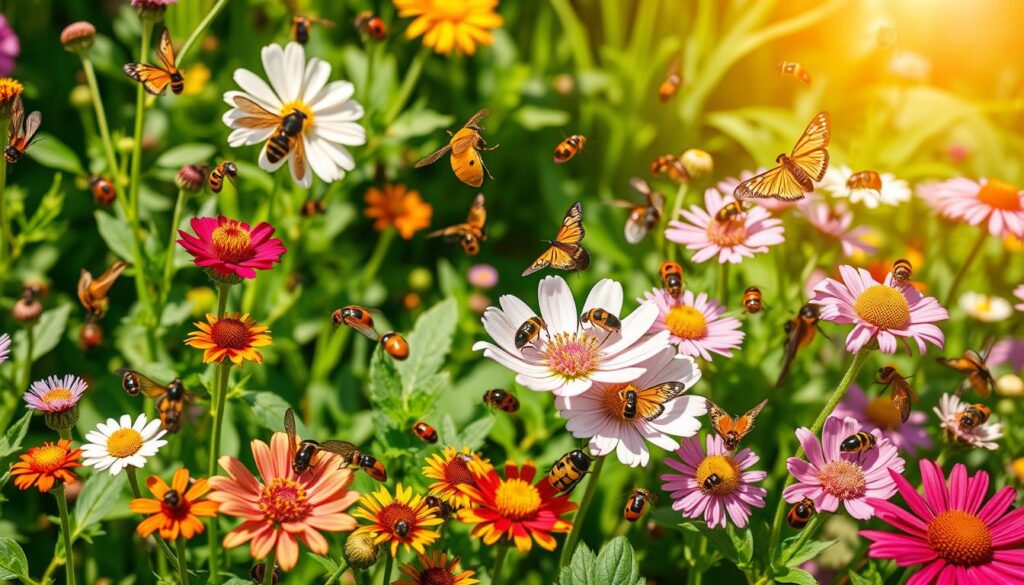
129;468;219;540
10;439;82;493
394;0;504;56
394;551;479;585
185;312;272;365
364;183;433;239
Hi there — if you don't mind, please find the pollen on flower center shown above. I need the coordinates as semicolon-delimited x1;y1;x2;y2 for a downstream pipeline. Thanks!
421;567;457;585
854;285;910;330
977;179;1022;211
666;306;708;340
442;456;476;487
866;397;903;430
210;222;253;263
695;455;741;496
279;100;315;133
107;428;144;458
259;477;310;523
32;445;69;470
494;478;541;520
818;459;866;500
706;216;748;247
42;388;73;404
378;502;417;536
211;318;250;349
0;78;23;102
544;332;601;379
601;383;635;420
926;510;993;566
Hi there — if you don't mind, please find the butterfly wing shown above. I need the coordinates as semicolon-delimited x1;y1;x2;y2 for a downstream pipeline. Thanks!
8;96;22;139
123;63;173;96
706;400;737;436
732;399;768;438
733;165;806;201
522;246;557;277
122;370;169;400
426;224;471;242
556;202;586;245
450;147;485;187
549;241;591;271
156;28;177;71
636;382;687;421
466;193;487;233
789;111;831;181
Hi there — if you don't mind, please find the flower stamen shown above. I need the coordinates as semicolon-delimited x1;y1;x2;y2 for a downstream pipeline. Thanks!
665;306;708;339
107;428;144;458
494;478;542;520
544;332;601;379
926;510;992;566
818;459;866;500
854;285;910;330
695;455;741;496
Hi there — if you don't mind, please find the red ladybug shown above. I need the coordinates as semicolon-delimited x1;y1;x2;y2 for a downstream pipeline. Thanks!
90;177;116;206
412;421;438;444
381;331;409;361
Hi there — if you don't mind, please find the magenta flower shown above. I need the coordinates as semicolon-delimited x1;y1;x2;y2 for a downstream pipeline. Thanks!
665;188;785;264
24;375;88;413
661;434;767;529
797;200;877;257
921;177;1024;238
783;415;905;520
178;216;286;280
0;332;10;365
861;459;1024;584
811;265;948;354
833;384;931;455
0;14;19;76
640;288;745;361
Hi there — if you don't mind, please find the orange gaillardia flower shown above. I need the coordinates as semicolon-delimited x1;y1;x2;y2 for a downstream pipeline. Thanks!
130;468;219;540
0;77;23;111
393;0;504;57
352;483;443;556
363;183;433;239
10;439;82;493
422;446;493;508
185;312;272;365
394;551;480;585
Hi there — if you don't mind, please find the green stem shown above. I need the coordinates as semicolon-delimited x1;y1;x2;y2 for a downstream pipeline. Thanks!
175;538;189;585
79;55;121;184
175;0;232;68
558;455;606;568
261;550;276;585
380;551;393;585
718;262;729;303
384;46;430;125
0;116;10;263
206;361;230;582
944;227;988;307
20;323;34;392
161;189;189;306
324;561;349;585
491;544;510;585
780;514;822;565
55;487;77;585
360;228;396;288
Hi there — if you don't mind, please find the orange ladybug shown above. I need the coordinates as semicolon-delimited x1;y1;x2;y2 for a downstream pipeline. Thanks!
381;331;409;361
412;421;438;444
354;11;387;41
483;388;519;413
90;177;116;206
659;261;683;297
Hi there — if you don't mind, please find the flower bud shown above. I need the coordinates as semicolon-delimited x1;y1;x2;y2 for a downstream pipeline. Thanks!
680;148;713;180
203;267;243;287
996;374;1023;398
176;164;207;193
343;532;380;570
0;77;23;113
13;297;42;323
44;407;80;435
131;0;178;20
69;84;92;109
60;21;96;53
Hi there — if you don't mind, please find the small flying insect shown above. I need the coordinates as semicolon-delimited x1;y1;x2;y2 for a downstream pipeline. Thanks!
606;178;665;244
380;332;409;361
118;369;189;433
659;261;683;297
580;308;621;342
229;94;308;181
658;57;682;102
249;562;281;585
547;449;593;494
123;28;185;96
89;177;116;206
840;431;877;455
426;193;487;256
707;399;768;451
522;202;589;276
412;421;438;444
742;287;764;314
734;112;831;201
787;498;816;530
776;304;827;388
287;3;334;45
624;488;655;522
331;305;379;341
957;403;991;431
650;154;688;183
876;366;918;423
846;170;882;198
425;495;455;519
284;409;388;481
554;134;586;163
354;11;387;41
620;382;688;421
937;344;996;398
715;200;751;223
483;389;519;413
301;197;326;217
702;473;722;491
415;109;497;188
4;96;41;164
514;316;546;350
777;61;812;85
78;261;128;319
892;259;913;285
208;161;238;194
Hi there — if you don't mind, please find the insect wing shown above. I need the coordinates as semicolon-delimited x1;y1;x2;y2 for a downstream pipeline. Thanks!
119;369;169;400
156;28;177;71
291;133;307;182
317;440;358;463
21;112;41;146
463;108;491;129
706;400;737;437
636;382;688;421
283;408;298;456
733;399;768;436
788;111;831;181
230;95;282;128
734;165;806;201
556;202;585;245
123;63;173;96
466;193;487;232
414;144;452;168
8;95;22;139
623;213;648;244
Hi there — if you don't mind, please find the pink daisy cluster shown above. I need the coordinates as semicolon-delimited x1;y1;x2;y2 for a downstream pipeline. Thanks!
920;177;1024;238
665;188;785;264
640;288;745;360
798;199;877;257
24;374;88;413
178;216;286;280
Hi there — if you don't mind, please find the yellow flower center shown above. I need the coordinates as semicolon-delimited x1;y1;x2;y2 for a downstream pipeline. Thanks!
378;502;417;538
279;100;314;133
545;332;601;379
706;216;748;247
210;222;253;263
666;306;708;340
259;477;310;524
32;445;69;470
926;510;993;566
695;455;741;496
494;478;541;520
211;318;250;349
818;459;866;500
854;285;910;330
421;567;457;585
107;428;144;458
865;397;903;430
0;78;23;103
601;383;635;420
977;179;1022;211
42;388;73;404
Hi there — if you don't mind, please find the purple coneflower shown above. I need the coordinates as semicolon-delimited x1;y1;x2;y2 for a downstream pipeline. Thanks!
0;15;20;76
665;188;785;264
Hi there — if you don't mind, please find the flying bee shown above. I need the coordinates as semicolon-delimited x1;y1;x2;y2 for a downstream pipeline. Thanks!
78;261;128;319
354;11;387;40
659;261;683;298
650;154;688;183
412;421;438;444
230;95;309;182
553;134;586;164
580;308;621;340
425;495;455;519
208;161;237;194
249;562;281;585
290;14;334;45
957;403;991;431
301;197;326;217
776;304;827;388
623;488;655;522
331;305;379;341
892;259;913;285
4;96;41;164
707;399;768;451
514;316;546;350
840;432;877;455
89;177;116;206
547;449;593;494
876;366;918;423
380;331;409;361
742;287;764;314
483;389;519;413
715;200;751;223
846;170;882;196
426;193;487;256
937;343;995;398
620;382;687;421
415;109;498;187
284;408;387;481
777;61;812;85
702;473;723;491
118;370;190;433
122;28;185;96
658;57;682;102
787;498;816;530
606;177;665;244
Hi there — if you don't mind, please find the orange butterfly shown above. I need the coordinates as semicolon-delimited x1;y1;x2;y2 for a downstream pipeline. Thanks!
936;343;996;398
123;28;185;96
734;112;831;201
426;193;487;255
620;382;688;421
522;202;589;276
707;399;768;451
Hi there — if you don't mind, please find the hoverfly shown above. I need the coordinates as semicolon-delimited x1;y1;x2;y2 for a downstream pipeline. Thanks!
787;498;816;530
777;61;812;85
776;304;827;388
659;261;683;298
78;261;128;319
547;449;593;494
89;177;116;206
208;161;237;194
553;134;586;164
937;343;996;398
742;287;764;314
658;57;682;102
118;369;190;433
229;95;308;182
415;109;498;188
483;389;519;413
426;193;487;256
876;366;918;423
353;11;386;41
123;28;185;96
650;154;688;183
331;305;379;341
283;408;387;481
606;177;665;244
412;421;438;444
380;332;409;361
957;403;991;431
624;488;655;522
4;96;42;164
514;316;546;350
839;431;877;455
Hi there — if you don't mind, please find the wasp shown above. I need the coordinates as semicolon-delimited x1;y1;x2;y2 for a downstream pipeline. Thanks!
425;495;455;519
876;366;918;423
650;154;688;183
892;259;913;285
659;261;683;298
580;308;621;338
514;316;546;349
331;305;379;341
777;61;812;85
702;473;722;491
381;331;409;361
208;161;237;194
4;96;41;164
787;498;816;530
554;134;586;164
89;177;116;206
547;449;593;494
742;287;763;314
957;403;991;431
301;197;326;217
118;370;190;433
412;421;438;444
623;488;655;522
78;261;128;319
715;200;750;223
354;11;387;40
839;432;877;455
291;14;334;45
249;562;281;585
268;109;308;165
937;344;996;398
776;304;827;388
483;389;519;413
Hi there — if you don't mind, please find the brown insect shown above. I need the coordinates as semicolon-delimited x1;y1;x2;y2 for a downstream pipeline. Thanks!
78;261;128;319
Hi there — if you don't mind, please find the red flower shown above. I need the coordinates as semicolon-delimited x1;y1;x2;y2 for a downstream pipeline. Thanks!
177;216;286;279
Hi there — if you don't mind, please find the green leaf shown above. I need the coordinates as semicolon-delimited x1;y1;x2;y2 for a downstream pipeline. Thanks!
222;579;254;585
847;571;883;585
458;416;494;450
27;133;85;175
154;143;216;168
243;391;311;438
678;522;739;565
559;541;596;585
0;537;29;581
396;298;457;398
74;472;127;536
13;303;71;362
782;537;837;567
514;105;570;131
595;536;644;585
774;567;818;585
386;109;455;141
0;410;33;460
94;210;135;261
305;552;339;575
728;525;754;567
367;351;402;408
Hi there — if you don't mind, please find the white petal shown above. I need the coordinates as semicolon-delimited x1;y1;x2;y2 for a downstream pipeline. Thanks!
318;141;355;171
309;81;355;112
232;70;282;110
316;101;365;123
538;276;577;334
305;135;339;184
582;279;624;316
603;302;660;355
282;42;306;102
302;58;332;104
261;44;290;102
228;126;275;147
314;121;366;146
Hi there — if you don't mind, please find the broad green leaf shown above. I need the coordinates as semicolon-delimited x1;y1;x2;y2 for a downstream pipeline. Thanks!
0;410;33;460
243;391;310;438
782;537;837;567
678;522;739;564
594;536;644;585
0;537;29;581
94;210;135;261
28;133;85;175
13;303;71;362
774;567;818;585
396;298;457;398
559;540;596;585
729;525;754;567
514;105;570;131
74;472;127;536
222;579;254;585
305;552;339;575
367;351;402;408
459;416;494;450
154;143;216;168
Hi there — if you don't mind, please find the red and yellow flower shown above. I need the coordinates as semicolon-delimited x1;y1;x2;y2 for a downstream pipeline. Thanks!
129;468;219;540
352;483;442;556
422;446;493;508
394;551;479;585
185;312;272;365
10;439;82;493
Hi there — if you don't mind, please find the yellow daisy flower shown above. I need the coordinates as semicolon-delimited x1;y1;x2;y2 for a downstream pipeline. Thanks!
352;483;442;556
394;0;504;56
422;446;493;508
185;312;272;365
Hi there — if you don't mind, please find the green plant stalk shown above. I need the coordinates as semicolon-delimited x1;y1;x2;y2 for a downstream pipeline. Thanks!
20;322;34;392
380;551;393;585
176;0;232;68
261;550;276;585
126;467;181;570
945;227;988;306
0;120;10;263
558;455;606;568
491;544;510;585
175;538;189;585
79;55;122;184
206;360;231;582
718;262;729;302
324;561;350;585
161;189;189;306
384;46;430;126
55;486;77;585
779;513;822;565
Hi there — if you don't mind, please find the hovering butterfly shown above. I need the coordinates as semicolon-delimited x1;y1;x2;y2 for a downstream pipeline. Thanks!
734;112;831;201
4;96;42;164
78;261;128;319
522;202;589;276
605;178;665;244
426;193;487;255
619;382;688;421
937;342;996;398
415;109;498;188
118;369;190;433
707;399;768;451
229;95;308;183
123;28;185;96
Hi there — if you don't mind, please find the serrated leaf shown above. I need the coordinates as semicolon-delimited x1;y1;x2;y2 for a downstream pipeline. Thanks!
154;143;216;168
595;536;643;585
0;410;33;460
13;303;71;362
459;416;494;450
782;537;836;567
0;537;28;581
94;210;135;261
28;133;85;174
367;351;402;408
243;391;310;438
560;541;596;585
74;472;127;535
396;298;457;398
774;567;817;585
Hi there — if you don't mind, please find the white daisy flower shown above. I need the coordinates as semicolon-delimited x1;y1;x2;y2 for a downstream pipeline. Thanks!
933;393;1002;451
958;291;1013;322
818;164;911;209
81;413;168;475
222;42;366;188
556;348;704;467
473;276;671;397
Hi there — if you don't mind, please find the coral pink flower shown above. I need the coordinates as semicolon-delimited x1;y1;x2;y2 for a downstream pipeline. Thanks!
861;459;1024;584
797;200;878;257
921;177;1024;238
666;188;785;264
640;288;745;360
661;434;767;529
178;216;286;280
783;415;905;520
811;265;948;354
209;432;359;570
833;384;931;455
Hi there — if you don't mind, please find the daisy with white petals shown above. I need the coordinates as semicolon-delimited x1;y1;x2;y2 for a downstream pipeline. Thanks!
818;165;911;208
473;277;670;397
223;42;366;188
81;414;168;475
933;393;1002;450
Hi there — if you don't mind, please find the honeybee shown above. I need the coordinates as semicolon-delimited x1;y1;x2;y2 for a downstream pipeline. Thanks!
658;57;682;102
122;28;185;96
89;177;116;206
777;61;812;85
715;200;750;223
331;305;379;341
937;345;995;398
702;473;722;491
707;399;768;451
249;562;281;585
118;369;190;433
301;197;326;217
426;193;487;256
659;261;683;298
650;154;688;183
208;161;237;194
229;95;308;182
415;109;497;188
840;432;877;455
876;366;918;423
483;388;519;413
412;421;438;444
354;11;387;41
846;170;882;195
4;96;41;164
514;316;546;350
787;498;816;530
78;261;128;318
624;488;655;522
290;13;334;45
892;259;913;284
776;304;826;388
547;449;593;494
380;332;409;361
957;403;991;431
284;408;387;480
606;177;665;244
742;287;764;314
580;308;621;338
554;134;586;164
620;382;687;421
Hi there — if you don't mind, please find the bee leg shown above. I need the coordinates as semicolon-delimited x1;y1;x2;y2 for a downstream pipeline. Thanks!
814;324;832;341
599;330;614;348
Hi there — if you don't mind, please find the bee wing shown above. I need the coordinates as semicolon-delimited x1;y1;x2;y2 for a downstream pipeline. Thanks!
466;193;486;231
890;385;912;423
22;112;41;146
649;190;666;215
414;144;452;168
8;95;22;137
292;134;307;183
464;108;491;128
230;95;282;128
119;369;168;399
623;212;649;244
630;177;653;197
318;440;358;459
283;408;298;455
968;373;991;398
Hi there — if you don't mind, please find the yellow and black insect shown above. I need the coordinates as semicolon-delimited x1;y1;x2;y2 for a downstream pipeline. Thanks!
118;369;190;433
624;488;655;522
787;498;816;530
742;287;764;314
580;308;621;339
892;259;913;285
208;161;237;193
715;200;751;223
702;473;722;491
547;449;593;494
514;316;546;350
839;432;877;455
425;495;455;519
554;134;586;164
957;403;991;431
650;154;688;183
659;261;683;297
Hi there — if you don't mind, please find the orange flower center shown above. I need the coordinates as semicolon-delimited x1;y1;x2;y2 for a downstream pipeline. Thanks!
32;444;70;470
428;0;469;20
706;217;747;247
866;397;903;430
854;285;910;330
494;478;541;520
378;502;417;537
818;459;866;500
665;306;708;340
259;477;309;524
926;510;993;566
42;388;73;403
442;456;476;487
211;318;250;349
421;568;456;585
695;455;741;496
601;383;635;420
977;179;1022;211
0;78;23;102
107;428;144;458
545;332;601;379
210;222;253;263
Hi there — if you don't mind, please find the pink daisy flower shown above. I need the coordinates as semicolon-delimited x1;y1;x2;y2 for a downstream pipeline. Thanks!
473;277;670;397
922;177;1024;238
717;169;799;213
661;434;767;529
556;348;705;467
783;415;905;520
640;288;745;360
833;384;931;455
989;337;1024;373
24;375;88;413
797;200;878;257
1014;284;1024;312
665;188;785;264
861;459;1024;584
933;393;1002;451
0;333;10;365
810;265;949;354
178;216;286;280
